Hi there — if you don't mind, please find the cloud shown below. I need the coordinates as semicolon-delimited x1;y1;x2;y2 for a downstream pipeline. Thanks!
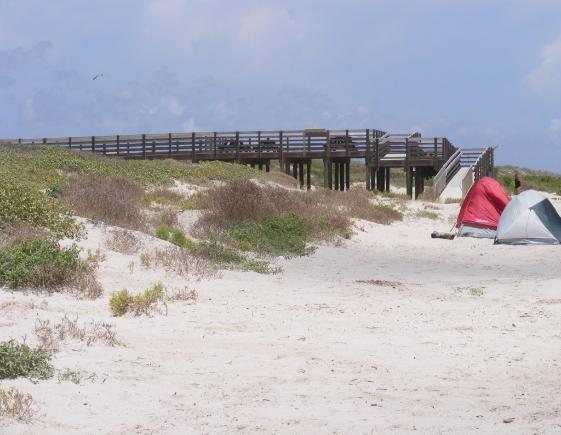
526;35;561;95
0;41;52;72
550;118;561;133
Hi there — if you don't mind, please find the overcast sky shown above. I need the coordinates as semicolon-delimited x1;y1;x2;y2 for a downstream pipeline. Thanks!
1;0;561;170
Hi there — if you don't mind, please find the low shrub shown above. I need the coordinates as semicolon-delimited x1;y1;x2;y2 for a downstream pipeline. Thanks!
229;214;312;256
0;239;102;296
194;240;280;274
0;387;35;421
0;180;82;239
196;181;402;257
105;228;142;254
109;289;132;316
58;175;147;230
0;145;257;189
0;239;80;289
110;283;165;316
0;340;54;380
155;225;170;241
170;228;196;249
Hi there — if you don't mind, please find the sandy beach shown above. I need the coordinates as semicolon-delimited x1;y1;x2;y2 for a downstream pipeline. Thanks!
1;196;561;435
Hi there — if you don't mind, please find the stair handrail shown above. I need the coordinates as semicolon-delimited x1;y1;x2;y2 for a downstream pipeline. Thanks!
432;149;462;200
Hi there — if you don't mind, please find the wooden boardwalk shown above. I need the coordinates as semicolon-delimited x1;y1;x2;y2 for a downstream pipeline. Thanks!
5;128;493;197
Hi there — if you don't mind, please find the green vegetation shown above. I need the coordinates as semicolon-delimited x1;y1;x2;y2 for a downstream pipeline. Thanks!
193;240;280;274
0;239;83;289
229;214;314;256
0;145;258;190
0;340;54;380
0;181;83;239
110;282;165;316
155;225;171;241
154;225;196;249
497;166;561;195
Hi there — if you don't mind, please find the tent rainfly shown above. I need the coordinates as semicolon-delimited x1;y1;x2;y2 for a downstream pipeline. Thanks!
456;177;510;238
495;190;561;245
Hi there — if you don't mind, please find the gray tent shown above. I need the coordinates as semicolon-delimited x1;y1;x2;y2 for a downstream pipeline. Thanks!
495;190;561;245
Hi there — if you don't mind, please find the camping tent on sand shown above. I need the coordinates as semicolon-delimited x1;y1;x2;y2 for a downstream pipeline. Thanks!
456;177;510;238
495;190;561;245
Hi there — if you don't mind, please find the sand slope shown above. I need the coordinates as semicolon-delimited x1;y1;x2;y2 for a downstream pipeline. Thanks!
2;199;561;434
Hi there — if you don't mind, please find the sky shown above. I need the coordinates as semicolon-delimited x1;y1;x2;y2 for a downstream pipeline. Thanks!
1;0;561;170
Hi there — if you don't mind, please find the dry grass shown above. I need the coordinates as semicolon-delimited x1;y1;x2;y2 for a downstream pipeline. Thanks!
0;221;48;247
0;387;35;422
142;247;219;279
197;181;402;238
58;175;147;230
412;209;440;220
151;207;179;228
105;228;142;255
34;314;121;352
256;171;299;188
68;262;103;299
143;188;187;208
165;287;199;303
355;279;402;288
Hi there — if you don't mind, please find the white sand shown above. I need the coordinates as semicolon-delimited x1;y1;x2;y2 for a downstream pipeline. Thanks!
2;199;561;434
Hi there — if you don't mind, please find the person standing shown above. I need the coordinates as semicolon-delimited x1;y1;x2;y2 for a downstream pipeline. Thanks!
514;173;521;195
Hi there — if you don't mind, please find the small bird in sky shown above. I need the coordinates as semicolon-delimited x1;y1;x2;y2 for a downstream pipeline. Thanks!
92;73;104;80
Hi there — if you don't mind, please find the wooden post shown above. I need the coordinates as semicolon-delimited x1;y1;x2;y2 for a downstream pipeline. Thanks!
141;134;146;159
191;132;196;162
266;161;270;172
345;129;349;157
299;162;304;189
326;159;333;189
168;133;172;157
213;132;217;159
375;138;380;169
365;129;371;190
345;160;350;190
43;138;47;145
151;140;155;155
116;135;120;156
306;161;311;190
385;167;390;192
334;161;339;190
103;141;107;155
279;131;284;172
68;137;72;149
406;167;413;198
339;162;344;191
285;161;291;176
92;136;96;153
292;161;297;179
257;131;261;162
433;137;438;167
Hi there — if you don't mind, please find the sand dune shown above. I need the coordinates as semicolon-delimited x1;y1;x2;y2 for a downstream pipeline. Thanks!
2;198;561;434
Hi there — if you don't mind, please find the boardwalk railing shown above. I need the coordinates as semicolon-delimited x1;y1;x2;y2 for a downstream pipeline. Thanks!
432;149;462;200
9;129;392;160
2;128;482;196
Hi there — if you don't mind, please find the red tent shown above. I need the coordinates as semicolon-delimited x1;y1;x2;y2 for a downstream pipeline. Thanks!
456;177;509;231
